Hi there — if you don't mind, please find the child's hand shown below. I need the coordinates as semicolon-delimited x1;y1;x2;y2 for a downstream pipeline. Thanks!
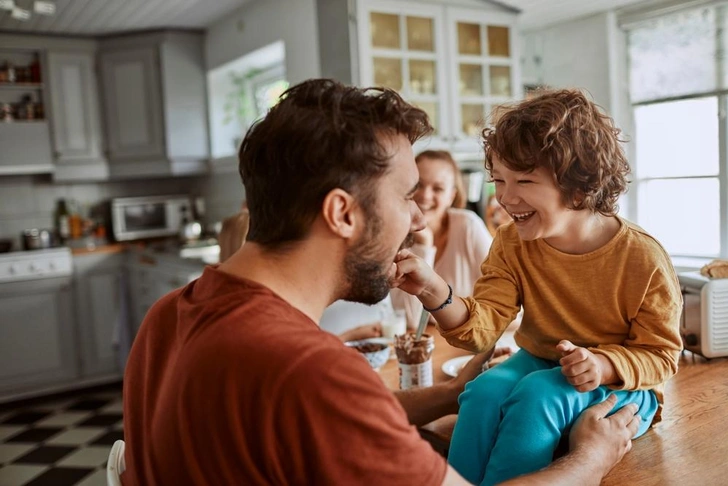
389;249;438;296
557;340;609;392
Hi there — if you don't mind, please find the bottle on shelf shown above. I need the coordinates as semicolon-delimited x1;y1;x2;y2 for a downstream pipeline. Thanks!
55;199;71;242
68;200;83;240
6;62;16;83
29;54;41;84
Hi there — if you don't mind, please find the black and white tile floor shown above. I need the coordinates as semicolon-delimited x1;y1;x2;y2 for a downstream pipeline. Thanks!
0;385;123;486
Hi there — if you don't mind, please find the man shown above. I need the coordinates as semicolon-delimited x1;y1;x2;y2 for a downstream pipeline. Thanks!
123;79;640;485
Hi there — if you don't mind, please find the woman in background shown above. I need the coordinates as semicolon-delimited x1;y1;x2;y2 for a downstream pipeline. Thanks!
392;150;493;329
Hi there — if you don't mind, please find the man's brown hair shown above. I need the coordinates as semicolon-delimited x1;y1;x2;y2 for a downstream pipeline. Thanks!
415;150;467;209
483;89;630;216
238;79;432;249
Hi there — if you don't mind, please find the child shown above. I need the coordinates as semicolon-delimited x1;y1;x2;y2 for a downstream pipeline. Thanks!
392;89;683;485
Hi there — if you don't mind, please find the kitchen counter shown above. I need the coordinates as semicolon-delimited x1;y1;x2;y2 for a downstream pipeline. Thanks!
66;237;219;266
69;243;128;256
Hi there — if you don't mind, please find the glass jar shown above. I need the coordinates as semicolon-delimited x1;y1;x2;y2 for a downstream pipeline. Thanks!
0;103;13;122
394;333;435;389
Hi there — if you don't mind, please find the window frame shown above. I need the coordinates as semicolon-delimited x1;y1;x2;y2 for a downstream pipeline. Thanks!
624;5;728;261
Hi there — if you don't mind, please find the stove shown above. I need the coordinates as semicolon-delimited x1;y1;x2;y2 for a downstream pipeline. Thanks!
0;248;73;283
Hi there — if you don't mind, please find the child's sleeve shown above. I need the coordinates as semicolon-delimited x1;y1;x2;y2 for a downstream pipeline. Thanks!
437;233;521;353
590;260;683;390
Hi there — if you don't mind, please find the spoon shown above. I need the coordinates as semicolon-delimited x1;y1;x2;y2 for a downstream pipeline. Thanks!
415;308;429;341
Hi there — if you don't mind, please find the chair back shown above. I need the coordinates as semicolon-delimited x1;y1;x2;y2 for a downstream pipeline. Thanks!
107;439;126;486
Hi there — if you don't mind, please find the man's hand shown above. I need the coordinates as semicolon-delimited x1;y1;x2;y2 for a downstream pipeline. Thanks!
557;340;617;392
569;394;641;475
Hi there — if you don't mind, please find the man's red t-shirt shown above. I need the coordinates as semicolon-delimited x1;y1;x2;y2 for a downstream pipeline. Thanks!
122;266;447;484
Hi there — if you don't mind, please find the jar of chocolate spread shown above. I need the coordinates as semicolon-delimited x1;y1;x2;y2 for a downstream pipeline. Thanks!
394;332;435;389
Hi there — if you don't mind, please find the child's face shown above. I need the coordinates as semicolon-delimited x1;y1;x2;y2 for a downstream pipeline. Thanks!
490;155;572;242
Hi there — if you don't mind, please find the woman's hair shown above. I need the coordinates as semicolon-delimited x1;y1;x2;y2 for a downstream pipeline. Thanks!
239;79;432;249
415;150;467;209
482;88;630;216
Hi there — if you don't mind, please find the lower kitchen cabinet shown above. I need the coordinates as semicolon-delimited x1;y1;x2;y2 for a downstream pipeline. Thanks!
73;252;127;379
0;277;78;401
126;252;205;333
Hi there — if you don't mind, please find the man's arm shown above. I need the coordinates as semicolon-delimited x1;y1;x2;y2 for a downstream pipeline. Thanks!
438;395;641;486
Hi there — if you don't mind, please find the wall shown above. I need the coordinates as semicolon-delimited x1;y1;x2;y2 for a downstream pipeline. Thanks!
0;175;207;250
205;0;320;82
519;11;633;215
521;13;613;112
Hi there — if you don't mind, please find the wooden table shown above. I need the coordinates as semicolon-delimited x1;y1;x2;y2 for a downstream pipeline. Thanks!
379;327;728;485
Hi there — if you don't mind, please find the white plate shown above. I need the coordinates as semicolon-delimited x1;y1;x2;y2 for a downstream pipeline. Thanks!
441;355;474;378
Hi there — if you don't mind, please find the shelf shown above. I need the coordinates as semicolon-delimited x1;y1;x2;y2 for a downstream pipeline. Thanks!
0;83;44;90
0;120;47;124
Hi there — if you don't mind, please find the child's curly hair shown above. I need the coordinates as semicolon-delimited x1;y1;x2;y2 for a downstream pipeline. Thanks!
482;89;630;216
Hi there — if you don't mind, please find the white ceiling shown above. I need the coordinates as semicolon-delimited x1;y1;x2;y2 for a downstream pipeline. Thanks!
0;0;652;35
0;0;251;35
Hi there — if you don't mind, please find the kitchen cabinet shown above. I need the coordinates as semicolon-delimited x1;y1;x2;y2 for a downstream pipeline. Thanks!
47;50;109;181
355;0;520;155
0;277;77;401
99;31;210;179
72;252;127;380
0;47;54;175
127;251;204;333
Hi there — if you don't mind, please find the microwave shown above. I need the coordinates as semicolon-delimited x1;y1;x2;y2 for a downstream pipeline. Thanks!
678;271;728;358
111;195;192;241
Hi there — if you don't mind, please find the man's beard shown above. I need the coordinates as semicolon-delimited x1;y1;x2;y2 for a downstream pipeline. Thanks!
342;212;415;305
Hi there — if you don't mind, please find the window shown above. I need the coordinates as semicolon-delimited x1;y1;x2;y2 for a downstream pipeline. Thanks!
626;6;727;259
207;41;287;159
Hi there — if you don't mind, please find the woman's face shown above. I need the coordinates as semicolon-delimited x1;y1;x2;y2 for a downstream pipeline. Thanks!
413;157;457;228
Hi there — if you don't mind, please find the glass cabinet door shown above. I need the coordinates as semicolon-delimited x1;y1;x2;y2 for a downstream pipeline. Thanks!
447;9;519;151
359;2;448;141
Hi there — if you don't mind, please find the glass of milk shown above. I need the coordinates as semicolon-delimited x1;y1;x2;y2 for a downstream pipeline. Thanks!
381;309;407;340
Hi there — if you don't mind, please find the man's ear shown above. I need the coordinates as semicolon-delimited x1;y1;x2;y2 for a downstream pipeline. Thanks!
322;188;359;239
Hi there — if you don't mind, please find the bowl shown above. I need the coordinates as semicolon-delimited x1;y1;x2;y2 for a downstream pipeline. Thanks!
345;337;391;370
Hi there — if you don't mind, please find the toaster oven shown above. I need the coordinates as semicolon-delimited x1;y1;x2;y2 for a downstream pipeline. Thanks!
111;195;191;242
678;271;728;358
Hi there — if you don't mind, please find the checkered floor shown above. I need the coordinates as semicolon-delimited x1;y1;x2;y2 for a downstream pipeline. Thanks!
0;385;123;486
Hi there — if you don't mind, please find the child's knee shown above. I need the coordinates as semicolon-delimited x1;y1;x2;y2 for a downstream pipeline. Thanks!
460;368;521;405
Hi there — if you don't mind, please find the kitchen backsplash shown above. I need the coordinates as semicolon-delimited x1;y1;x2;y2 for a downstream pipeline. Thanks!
0;171;245;250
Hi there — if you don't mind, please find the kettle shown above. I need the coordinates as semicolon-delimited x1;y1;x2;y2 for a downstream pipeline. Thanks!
180;220;202;243
179;206;203;243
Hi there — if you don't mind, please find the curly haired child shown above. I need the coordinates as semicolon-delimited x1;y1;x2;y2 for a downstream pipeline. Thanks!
392;88;684;485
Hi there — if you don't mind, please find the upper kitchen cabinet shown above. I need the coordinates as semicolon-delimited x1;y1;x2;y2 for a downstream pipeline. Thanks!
358;2;449;146
0;47;54;175
355;0;520;155
446;8;520;152
47;50;109;181
99;31;209;178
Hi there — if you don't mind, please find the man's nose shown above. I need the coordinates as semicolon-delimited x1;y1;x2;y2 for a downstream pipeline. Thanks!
410;200;426;232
